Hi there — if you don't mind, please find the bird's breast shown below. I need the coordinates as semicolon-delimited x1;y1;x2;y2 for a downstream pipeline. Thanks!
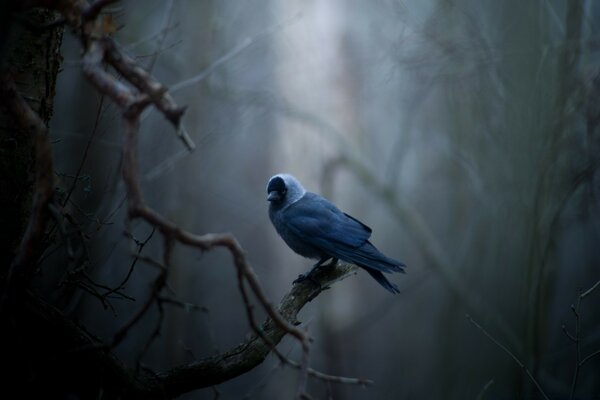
269;205;324;260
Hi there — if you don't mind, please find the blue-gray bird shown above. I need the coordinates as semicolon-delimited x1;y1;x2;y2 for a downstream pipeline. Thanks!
267;173;405;294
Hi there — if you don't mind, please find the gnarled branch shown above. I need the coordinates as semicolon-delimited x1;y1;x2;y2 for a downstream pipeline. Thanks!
14;262;357;399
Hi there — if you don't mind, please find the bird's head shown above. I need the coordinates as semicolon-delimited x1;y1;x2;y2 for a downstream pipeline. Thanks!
266;173;306;206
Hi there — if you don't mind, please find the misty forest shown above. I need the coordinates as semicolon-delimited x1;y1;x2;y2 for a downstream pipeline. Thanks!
2;1;600;399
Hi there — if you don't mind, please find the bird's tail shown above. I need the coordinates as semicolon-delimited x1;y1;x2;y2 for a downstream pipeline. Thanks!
340;241;406;274
333;241;405;293
364;268;401;294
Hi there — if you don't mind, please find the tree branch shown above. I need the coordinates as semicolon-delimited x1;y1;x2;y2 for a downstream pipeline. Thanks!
4;2;371;398
158;263;357;398
14;262;357;399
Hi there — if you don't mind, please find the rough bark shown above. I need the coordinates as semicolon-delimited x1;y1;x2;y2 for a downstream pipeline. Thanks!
0;7;63;269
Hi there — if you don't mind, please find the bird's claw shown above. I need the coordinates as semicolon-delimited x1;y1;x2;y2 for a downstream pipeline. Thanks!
293;273;321;289
293;273;306;284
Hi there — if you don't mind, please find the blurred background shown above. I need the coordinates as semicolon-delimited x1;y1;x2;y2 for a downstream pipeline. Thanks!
43;0;600;398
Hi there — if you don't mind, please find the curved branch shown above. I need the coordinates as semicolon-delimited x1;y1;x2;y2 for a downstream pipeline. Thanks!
16;263;357;399
156;262;356;398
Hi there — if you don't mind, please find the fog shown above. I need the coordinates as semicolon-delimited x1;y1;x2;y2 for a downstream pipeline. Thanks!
46;1;600;399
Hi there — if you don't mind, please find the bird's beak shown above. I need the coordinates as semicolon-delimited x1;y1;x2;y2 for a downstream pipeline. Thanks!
267;191;280;202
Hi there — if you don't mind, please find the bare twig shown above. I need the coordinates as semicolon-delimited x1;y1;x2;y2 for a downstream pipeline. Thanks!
145;0;176;73
135;300;165;373
168;14;300;96
579;349;600;367
475;378;494;400
111;239;170;348
101;227;156;299
562;324;577;342
569;297;582;400
285;357;373;387
143;148;190;182
169;36;254;94
62;95;106;207
466;314;550;400
580;279;600;299
567;279;600;400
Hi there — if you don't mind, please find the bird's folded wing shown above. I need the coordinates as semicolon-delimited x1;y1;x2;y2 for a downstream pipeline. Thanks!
284;193;371;248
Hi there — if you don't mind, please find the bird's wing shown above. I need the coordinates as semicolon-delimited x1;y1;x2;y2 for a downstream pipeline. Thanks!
284;192;371;248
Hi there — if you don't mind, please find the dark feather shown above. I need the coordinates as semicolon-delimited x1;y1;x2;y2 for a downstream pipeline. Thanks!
284;193;372;248
364;268;400;294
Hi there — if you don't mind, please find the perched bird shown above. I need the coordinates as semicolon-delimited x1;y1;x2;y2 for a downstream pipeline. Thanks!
266;173;405;294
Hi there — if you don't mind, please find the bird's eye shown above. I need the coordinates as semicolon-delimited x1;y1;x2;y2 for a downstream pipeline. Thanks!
267;176;287;195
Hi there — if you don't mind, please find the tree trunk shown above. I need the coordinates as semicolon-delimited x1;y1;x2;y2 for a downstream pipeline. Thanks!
0;7;63;269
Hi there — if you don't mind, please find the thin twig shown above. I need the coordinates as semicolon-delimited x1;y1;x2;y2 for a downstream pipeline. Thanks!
568;279;600;400
111;239;170;348
62;94;106;207
145;0;176;73
135;300;165;373
580;349;600;367
569;297;581;400
580;279;600;299
168;14;301;96
562;324;577;342
101;227;156;299
475;378;494;400
466;314;550;400
287;358;373;387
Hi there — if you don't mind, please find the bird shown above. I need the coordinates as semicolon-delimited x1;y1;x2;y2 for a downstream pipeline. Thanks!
266;173;405;294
